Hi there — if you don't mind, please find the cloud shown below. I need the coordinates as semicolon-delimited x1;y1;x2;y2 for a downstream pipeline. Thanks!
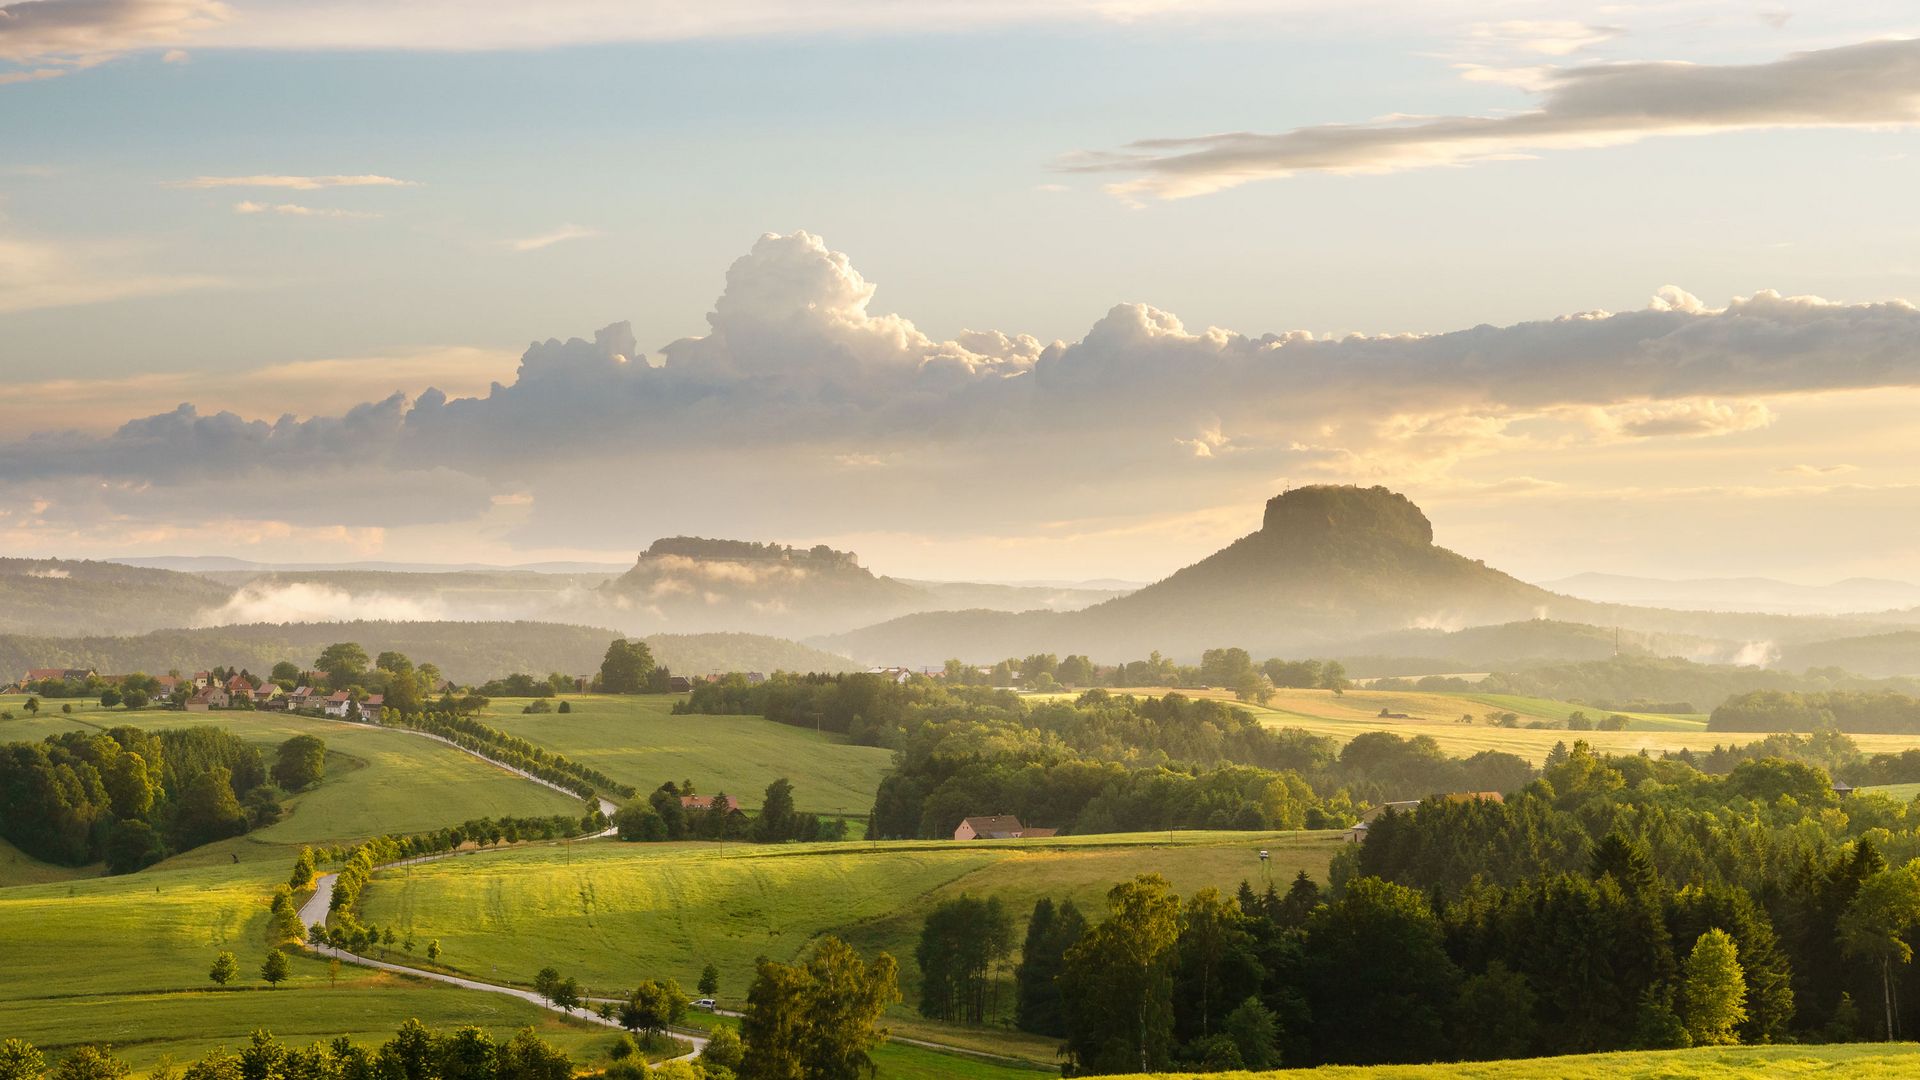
509;224;603;252
1592;399;1776;439
233;200;380;219
173;174;418;190
5;231;1920;560
194;581;447;626
0;345;519;432
0;0;226;69
0;0;1354;82
1467;20;1621;57
1070;36;1920;199
0;232;224;313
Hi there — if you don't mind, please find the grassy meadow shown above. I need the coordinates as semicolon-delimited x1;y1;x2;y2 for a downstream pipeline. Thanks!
1114;1043;1920;1079
0;845;626;1072
0;704;615;1072
1065;686;1920;765
477;694;893;815
355;829;1337;1055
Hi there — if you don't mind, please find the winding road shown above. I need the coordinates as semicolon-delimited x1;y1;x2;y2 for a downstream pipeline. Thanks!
297;722;698;1059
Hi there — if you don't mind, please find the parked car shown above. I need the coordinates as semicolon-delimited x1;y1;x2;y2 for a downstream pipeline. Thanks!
692;998;716;1010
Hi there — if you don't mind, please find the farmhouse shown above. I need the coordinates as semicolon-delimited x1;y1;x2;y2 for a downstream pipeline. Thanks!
866;666;914;684
667;675;695;693
226;674;258;702
184;686;230;711
322;691;355;718
18;667;96;688
680;794;742;813
360;694;384;722
953;815;1055;841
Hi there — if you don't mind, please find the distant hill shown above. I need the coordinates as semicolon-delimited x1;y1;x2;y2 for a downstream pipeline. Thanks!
643;632;853;675
0;621;846;685
821;486;1920;666
1780;631;1920;678
1538;571;1920;615
0;559;233;636
1326;619;1745;672
823;487;1604;664
597;537;932;637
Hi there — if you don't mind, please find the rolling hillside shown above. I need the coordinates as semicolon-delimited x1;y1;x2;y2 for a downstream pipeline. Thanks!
821;487;1920;666
0;623;849;684
0;558;232;636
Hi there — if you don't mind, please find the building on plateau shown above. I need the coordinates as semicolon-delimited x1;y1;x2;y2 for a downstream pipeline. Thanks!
953;815;1058;841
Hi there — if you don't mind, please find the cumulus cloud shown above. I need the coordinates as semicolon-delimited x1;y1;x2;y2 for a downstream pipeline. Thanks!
1070;36;1920;199
5;231;1920;555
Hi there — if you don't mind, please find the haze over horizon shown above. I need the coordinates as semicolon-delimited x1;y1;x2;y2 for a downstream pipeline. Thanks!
6;1;1920;585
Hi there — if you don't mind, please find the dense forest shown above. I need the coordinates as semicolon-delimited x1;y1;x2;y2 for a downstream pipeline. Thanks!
0;725;296;871
919;741;1920;1073
1710;689;1920;734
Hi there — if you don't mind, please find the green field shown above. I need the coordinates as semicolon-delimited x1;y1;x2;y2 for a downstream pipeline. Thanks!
0;851;625;1072
1228;687;1920;764
0;706;617;1073
356;829;1337;1063
1113;1043;1920;1079
478;694;893;815
1861;782;1920;802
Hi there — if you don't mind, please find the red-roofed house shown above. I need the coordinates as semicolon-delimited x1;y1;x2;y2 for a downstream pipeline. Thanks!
954;815;1043;841
185;685;230;712
681;795;742;814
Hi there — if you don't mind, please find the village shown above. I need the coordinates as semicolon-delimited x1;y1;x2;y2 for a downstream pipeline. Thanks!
8;666;402;721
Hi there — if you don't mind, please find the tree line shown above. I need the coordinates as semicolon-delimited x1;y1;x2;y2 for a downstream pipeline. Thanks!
613;778;847;845
1710;689;1920;735
0;1023;572;1080
0;726;319;871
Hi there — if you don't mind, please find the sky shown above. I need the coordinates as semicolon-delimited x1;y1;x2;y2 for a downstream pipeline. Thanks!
3;0;1920;584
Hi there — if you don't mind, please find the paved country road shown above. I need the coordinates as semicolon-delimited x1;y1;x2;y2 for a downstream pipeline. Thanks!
296;722;693;1059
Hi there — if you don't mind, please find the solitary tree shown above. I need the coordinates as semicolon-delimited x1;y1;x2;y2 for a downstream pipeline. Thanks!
314;643;370;689
272;736;327;791
698;963;720;999
598;639;655;694
0;1038;46;1080
1681;928;1747;1045
426;940;442;962
289;847;316;891
209;952;239;986
261;949;290;987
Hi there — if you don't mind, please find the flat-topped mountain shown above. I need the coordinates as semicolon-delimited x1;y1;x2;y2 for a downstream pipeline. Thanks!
822;486;1592;663
599;537;930;637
